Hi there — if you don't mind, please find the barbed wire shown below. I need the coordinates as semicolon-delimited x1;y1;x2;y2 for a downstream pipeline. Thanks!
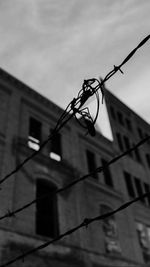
0;135;149;221
0;35;150;266
0;35;149;187
1;168;150;267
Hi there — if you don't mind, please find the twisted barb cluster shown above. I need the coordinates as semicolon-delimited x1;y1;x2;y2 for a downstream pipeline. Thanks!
70;78;104;136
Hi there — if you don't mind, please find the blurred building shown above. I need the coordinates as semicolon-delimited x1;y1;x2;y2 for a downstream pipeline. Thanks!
0;68;150;267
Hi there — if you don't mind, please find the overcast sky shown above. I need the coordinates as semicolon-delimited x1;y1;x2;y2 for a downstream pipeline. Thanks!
0;0;150;133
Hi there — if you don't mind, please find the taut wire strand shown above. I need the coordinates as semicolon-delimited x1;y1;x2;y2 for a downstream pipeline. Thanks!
1;157;150;267
0;135;149;221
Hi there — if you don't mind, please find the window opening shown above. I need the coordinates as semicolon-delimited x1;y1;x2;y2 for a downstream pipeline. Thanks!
134;177;145;204
117;111;124;126
49;133;61;162
138;128;143;139
124;136;132;157
124;171;135;198
126;118;132;131
116;133;124;151
36;179;59;238
86;150;98;179
144;183;150;206
134;146;142;163
124;136;130;149
146;154;150;168
101;159;113;187
110;106;116;120
28;117;41;151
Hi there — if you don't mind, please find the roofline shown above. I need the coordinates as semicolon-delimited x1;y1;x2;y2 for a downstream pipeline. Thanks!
0;68;65;115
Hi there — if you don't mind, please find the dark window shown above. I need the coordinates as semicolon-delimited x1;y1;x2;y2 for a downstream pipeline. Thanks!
86;150;98;179
144;183;150;206
138;128;143;139
110;106;116;120
28;117;41;151
134;177;145;204
134;147;142;163
101;159;113;187
145;134;150;146
50;133;62;161
124;171;135;198
116;133;124;151
124;136;130;149
146;154;150;168
126;118;132;131
124;136;132;157
36;179;59;238
117;112;124;126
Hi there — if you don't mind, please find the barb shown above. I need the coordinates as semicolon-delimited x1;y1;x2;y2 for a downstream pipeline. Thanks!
103;34;150;82
1;135;149;222
0;35;149;187
1;172;150;267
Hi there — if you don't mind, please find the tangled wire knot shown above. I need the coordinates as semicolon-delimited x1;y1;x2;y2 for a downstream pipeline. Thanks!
70;78;105;136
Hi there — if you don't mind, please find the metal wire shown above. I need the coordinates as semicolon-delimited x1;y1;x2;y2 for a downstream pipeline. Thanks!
0;35;150;267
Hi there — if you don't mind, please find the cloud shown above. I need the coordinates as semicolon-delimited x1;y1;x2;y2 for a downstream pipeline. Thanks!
111;67;150;123
0;0;149;124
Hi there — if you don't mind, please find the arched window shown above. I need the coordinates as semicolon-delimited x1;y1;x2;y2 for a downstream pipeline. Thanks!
100;204;121;254
36;179;59;238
